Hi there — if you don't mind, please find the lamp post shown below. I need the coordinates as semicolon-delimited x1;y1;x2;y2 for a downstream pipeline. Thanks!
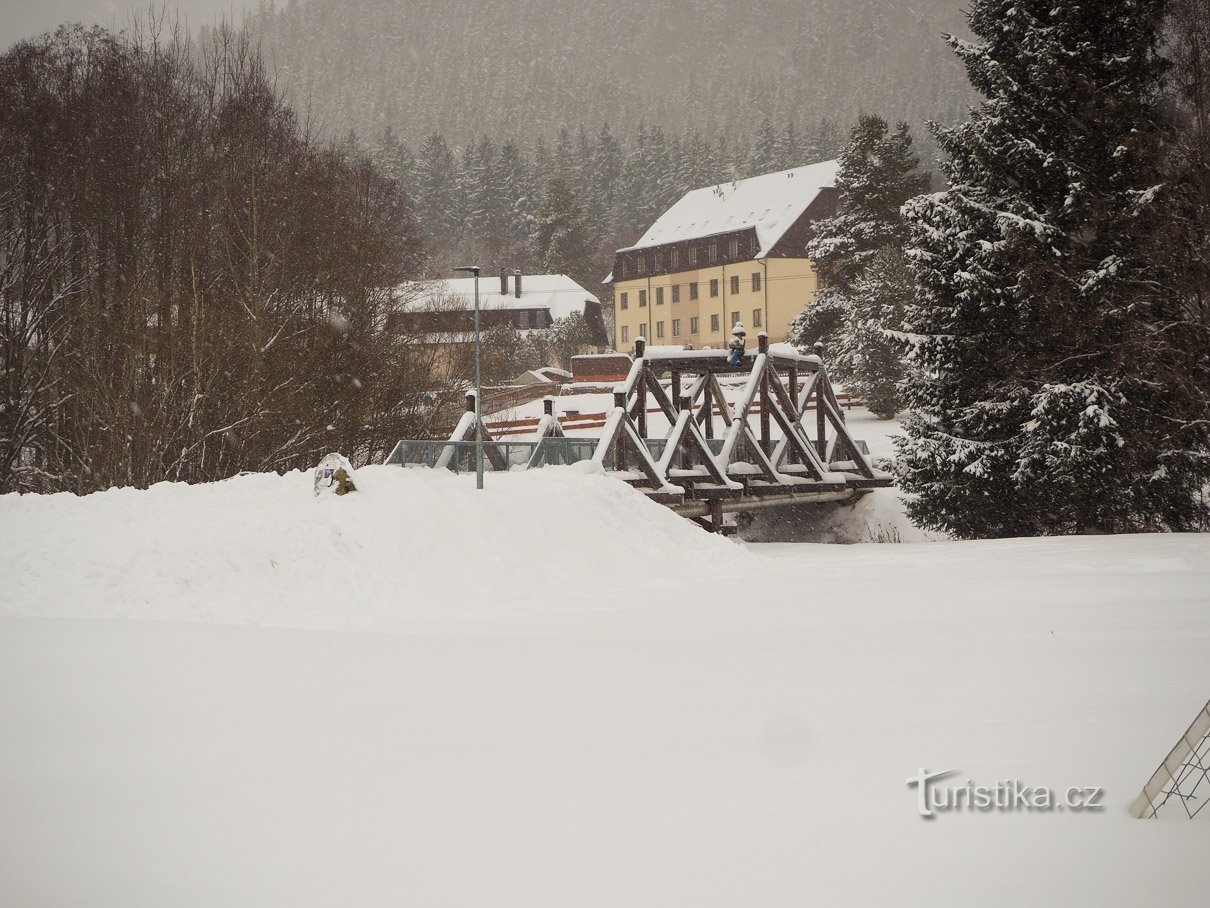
453;265;484;489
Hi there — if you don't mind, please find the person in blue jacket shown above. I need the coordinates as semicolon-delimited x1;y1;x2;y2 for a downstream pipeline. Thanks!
727;322;747;366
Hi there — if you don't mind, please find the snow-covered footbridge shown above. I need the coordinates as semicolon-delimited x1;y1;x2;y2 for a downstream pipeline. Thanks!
386;335;892;532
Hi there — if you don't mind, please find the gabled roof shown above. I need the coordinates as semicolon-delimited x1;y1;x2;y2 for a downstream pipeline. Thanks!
618;159;839;259
401;274;600;322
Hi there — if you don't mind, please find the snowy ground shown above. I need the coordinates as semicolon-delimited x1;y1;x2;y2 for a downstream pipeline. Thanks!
1;466;1207;906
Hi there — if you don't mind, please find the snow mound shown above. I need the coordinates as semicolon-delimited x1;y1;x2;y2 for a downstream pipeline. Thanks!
0;466;736;628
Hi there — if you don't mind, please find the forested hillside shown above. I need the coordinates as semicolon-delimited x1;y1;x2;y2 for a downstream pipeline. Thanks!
247;0;973;154
224;0;974;285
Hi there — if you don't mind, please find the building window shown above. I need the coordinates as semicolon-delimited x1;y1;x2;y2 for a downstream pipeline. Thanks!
637;256;646;274
709;279;719;297
656;286;664;305
519;310;530;329
688;246;698;266
621;325;629;343
689;282;698;300
656;321;665;339
654;251;663;270
752;271;762;291
707;243;718;263
690;316;700;334
672;319;681;337
728;237;739;258
731;310;740;328
640;323;648;339
670;249;680;270
620;292;629;310
710;314;720;332
639;289;647;307
730;275;740;295
671;284;680;303
752;308;762;328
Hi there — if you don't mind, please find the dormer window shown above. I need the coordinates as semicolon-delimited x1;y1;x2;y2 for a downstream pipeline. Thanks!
637;255;647;274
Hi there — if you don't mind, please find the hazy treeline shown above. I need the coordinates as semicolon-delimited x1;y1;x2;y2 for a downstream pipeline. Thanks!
0;21;434;494
363;118;847;293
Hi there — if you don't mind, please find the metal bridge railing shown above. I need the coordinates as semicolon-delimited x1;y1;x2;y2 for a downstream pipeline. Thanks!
385;437;674;472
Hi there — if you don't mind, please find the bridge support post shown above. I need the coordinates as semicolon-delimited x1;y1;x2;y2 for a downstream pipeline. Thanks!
680;394;694;470
758;333;771;456
637;372;648;438
634;336;648;439
788;364;799;464
710;498;724;534
613;388;628;472
814;342;827;458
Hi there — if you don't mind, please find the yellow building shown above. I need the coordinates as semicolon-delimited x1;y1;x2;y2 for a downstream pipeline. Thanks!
606;160;840;352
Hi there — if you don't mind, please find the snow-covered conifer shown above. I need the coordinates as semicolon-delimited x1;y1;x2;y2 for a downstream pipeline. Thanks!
791;114;928;416
896;0;1210;537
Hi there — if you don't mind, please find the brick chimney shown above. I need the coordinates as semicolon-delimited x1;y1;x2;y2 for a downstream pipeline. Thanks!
514;270;522;299
499;268;508;296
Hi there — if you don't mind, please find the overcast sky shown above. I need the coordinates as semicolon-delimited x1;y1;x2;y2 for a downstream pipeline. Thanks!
0;1;254;48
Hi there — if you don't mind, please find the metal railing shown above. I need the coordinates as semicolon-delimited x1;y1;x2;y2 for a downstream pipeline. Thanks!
385;437;673;472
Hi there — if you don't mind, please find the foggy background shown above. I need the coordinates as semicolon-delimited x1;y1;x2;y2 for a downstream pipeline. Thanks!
0;0;253;48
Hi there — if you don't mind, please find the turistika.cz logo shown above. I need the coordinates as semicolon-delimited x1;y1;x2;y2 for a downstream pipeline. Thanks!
906;768;1105;818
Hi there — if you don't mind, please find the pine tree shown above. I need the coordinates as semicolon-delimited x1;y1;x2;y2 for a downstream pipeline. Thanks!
533;176;595;287
895;0;1210;538
413;133;458;245
790;114;928;416
491;140;534;263
844;249;918;418
748;117;780;176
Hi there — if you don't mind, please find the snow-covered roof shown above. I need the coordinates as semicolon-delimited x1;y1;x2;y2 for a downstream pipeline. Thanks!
401;274;600;322
619;160;839;259
513;367;573;385
514;370;556;385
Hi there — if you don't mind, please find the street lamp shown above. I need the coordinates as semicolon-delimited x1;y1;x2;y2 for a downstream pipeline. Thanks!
453;265;484;489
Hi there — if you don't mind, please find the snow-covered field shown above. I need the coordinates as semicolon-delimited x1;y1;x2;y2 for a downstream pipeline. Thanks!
1;466;1207;906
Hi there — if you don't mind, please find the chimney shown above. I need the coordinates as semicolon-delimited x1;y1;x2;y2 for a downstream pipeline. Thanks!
514;270;523;298
499;268;508;296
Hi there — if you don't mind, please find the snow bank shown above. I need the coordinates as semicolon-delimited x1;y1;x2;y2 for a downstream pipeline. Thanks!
0;465;735;628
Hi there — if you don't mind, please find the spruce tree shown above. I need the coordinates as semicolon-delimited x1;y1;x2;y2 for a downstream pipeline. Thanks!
413;133;458;245
896;0;1210;538
790;114;928;416
533;177;595;287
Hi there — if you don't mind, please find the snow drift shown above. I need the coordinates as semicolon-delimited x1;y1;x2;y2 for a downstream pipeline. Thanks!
1;466;1208;907
0;465;736;627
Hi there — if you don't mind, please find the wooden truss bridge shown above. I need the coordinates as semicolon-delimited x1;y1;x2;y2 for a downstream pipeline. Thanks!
386;334;892;531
